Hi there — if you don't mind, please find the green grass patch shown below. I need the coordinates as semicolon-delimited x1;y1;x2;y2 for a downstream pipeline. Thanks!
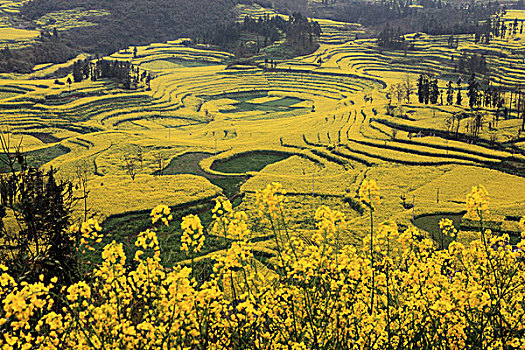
222;96;306;114
211;151;292;174
158;152;248;198
203;91;309;115
141;58;217;70
413;212;464;247
0;144;70;173
95;202;232;268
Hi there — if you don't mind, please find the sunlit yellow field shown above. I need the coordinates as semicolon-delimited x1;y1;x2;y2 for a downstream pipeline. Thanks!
1;4;525;257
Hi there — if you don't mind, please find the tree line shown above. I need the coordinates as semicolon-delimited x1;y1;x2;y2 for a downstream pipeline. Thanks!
388;73;525;133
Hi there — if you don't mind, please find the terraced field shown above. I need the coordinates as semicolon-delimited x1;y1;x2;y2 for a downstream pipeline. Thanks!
2;4;525;258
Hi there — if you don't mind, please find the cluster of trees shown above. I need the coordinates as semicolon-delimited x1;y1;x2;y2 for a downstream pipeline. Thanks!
71;58;152;90
198;12;321;57
417;74;440;104
490;17;524;40
459;16;525;45
453;52;488;76
387;74;525;136
387;76;414;107
377;24;409;50
416;73;525;130
415;73;505;109
388;73;513;111
196;14;286;49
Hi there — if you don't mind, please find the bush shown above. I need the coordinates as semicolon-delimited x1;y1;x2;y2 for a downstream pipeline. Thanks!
0;135;78;286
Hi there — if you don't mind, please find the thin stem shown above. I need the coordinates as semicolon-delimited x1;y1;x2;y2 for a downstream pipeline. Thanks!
369;204;375;316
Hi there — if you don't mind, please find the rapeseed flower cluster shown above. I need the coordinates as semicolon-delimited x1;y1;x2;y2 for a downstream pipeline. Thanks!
70;218;103;253
438;218;457;250
150;204;172;226
255;182;286;219
180;214;205;254
1;183;525;349
439;218;457;238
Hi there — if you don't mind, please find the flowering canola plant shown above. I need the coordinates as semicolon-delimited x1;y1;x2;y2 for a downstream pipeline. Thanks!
1;183;525;349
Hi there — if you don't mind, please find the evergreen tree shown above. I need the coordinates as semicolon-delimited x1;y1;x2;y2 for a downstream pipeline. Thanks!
72;61;83;83
424;76;430;104
0;150;77;286
429;78;439;104
467;73;480;108
446;81;454;105
417;74;425;103
456;78;462;105
417;74;430;103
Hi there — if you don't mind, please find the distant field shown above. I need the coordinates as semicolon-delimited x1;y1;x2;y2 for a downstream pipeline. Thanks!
0;27;38;48
35;8;111;31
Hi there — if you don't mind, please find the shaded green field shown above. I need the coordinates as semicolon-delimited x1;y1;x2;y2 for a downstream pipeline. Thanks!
158;152;248;198
224;96;306;114
0;144;69;173
413;212;463;236
211;151;291;174
160;151;292;198
141;58;218;70
203;91;309;114
98;201;231;268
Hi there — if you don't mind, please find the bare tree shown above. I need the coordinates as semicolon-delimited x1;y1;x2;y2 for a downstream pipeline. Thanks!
454;113;463;137
387;84;396;105
445;115;454;133
121;155;139;180
153;153;165;176
471;112;486;137
395;83;405;104
0;130;24;175
391;128;398;140
74;161;92;221
404;75;414;103
489;132;498;144
136;146;144;170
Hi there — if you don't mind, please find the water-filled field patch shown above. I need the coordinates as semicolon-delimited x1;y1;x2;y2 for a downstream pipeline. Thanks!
211;151;291;174
203;92;309;114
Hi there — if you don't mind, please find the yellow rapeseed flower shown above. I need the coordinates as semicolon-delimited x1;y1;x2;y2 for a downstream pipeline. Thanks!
465;184;489;220
358;178;381;209
180;214;205;254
